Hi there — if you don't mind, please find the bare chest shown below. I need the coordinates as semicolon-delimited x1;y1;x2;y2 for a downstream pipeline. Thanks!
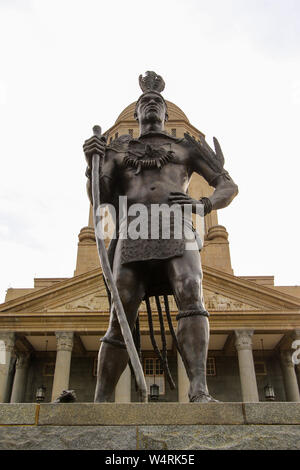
116;139;189;176
113;139;191;202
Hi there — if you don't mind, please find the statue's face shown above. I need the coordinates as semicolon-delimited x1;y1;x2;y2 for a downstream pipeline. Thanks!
135;92;167;125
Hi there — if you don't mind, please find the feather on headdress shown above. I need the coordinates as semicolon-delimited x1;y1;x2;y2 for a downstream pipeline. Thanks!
138;71;165;94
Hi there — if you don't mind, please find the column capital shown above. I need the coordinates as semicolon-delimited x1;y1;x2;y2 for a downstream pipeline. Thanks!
234;329;254;351
55;332;74;352
292;329;300;340
0;332;15;353
280;349;295;369
15;352;30;370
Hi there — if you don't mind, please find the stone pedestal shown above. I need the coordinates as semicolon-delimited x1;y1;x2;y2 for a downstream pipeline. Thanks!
0;403;300;450
280;350;300;402
10;353;30;403
177;352;189;402
0;333;16;403
115;365;131;403
235;330;259;402
51;332;74;402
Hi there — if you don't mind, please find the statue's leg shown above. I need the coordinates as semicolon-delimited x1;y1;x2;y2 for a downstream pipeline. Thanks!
166;249;217;402
94;258;145;403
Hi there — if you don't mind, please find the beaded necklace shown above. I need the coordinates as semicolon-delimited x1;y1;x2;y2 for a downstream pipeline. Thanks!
123;143;175;175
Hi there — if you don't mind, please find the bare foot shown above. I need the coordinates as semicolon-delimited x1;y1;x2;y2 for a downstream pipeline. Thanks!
53;390;77;403
190;392;219;403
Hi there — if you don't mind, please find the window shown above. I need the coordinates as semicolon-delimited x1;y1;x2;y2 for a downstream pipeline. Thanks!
171;128;176;137
144;357;163;375
109;137;113;144
43;363;55;376
128;129;134;137
144;358;165;395
206;357;216;376
254;361;267;375
115;132;119;139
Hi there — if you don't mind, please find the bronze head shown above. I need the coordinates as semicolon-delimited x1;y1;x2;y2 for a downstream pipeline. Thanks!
134;71;169;125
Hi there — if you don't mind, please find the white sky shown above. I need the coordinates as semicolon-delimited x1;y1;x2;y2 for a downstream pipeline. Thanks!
0;0;299;303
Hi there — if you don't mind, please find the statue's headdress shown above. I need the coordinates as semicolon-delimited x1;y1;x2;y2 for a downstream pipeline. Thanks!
138;71;165;94
135;71;168;119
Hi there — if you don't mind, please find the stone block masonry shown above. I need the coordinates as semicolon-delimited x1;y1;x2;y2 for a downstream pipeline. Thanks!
0;403;299;450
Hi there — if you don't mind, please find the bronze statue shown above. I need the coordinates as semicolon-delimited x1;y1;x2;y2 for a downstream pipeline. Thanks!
83;72;238;403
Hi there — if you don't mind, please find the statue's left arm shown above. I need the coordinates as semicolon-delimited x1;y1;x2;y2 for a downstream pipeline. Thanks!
192;154;239;211
169;138;238;214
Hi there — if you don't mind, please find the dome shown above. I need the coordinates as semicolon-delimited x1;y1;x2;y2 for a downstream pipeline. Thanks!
115;100;190;124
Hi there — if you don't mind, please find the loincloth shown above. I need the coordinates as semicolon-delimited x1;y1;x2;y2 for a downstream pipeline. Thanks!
118;210;202;265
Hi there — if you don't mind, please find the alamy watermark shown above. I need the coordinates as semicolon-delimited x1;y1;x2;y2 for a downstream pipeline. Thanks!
292;340;300;365
93;196;205;250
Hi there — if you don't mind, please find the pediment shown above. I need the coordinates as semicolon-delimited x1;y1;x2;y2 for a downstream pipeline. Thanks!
202;265;300;311
0;265;300;314
44;287;282;314
0;269;107;313
39;290;259;314
48;291;110;312
203;289;257;311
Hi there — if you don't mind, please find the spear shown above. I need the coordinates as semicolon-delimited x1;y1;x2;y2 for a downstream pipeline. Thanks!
91;125;148;403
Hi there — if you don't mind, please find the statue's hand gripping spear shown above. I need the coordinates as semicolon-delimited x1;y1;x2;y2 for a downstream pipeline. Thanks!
89;125;148;403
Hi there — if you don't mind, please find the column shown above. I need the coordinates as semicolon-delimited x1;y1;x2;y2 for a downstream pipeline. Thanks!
10;353;30;403
235;330;259;402
177;352;189;402
115;364;131;403
51;332;74;402
0;332;16;403
280;350;300;402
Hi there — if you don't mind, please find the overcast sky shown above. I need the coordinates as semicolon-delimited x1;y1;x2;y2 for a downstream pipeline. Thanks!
0;0;299;303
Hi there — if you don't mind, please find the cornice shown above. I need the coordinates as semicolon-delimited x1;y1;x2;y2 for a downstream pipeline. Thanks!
105;120;205;139
0;309;299;333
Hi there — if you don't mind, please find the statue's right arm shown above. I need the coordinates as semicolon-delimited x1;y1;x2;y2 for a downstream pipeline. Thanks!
83;135;117;206
86;153;117;205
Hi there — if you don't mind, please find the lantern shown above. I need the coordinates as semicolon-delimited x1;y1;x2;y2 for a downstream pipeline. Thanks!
264;383;275;401
150;383;159;401
36;386;46;403
260;339;276;402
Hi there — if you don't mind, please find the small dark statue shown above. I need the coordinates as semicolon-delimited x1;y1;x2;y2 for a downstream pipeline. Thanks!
84;72;238;403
